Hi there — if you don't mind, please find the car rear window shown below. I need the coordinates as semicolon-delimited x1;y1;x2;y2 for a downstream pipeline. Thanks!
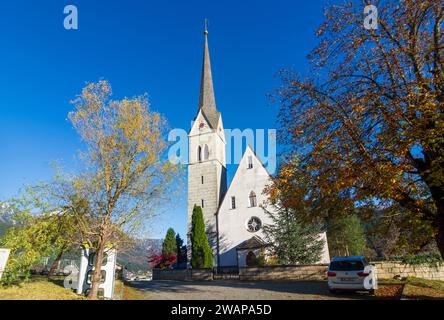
329;260;364;271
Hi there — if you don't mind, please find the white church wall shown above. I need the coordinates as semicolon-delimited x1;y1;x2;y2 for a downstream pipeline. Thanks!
217;146;331;267
218;146;274;267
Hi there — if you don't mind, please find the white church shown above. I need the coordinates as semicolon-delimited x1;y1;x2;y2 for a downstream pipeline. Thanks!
187;27;330;268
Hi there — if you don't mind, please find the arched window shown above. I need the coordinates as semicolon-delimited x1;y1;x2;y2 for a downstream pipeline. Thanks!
197;146;202;162
204;144;209;160
249;191;257;207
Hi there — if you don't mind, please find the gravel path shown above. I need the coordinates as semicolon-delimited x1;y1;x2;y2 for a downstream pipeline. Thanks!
126;280;379;300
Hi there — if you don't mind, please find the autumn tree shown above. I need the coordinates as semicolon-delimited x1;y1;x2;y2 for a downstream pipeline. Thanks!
63;80;176;299
273;0;444;258
363;205;437;258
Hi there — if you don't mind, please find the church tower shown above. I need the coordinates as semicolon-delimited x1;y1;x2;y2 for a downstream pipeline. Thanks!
187;23;227;267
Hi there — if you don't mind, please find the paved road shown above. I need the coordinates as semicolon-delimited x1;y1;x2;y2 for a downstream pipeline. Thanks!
127;280;378;300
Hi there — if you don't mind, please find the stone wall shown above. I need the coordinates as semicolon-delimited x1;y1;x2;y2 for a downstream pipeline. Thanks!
153;262;444;282
239;265;329;281
372;261;444;281
152;268;213;281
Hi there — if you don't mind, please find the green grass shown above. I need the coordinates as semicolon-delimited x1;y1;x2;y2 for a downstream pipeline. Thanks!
0;276;84;300
0;276;135;300
402;277;444;300
406;277;444;291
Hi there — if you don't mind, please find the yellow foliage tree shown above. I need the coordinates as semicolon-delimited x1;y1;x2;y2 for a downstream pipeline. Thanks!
65;80;177;299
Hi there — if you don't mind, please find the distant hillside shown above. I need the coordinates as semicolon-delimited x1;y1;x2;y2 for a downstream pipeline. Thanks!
0;209;15;239
0;222;9;239
118;238;162;272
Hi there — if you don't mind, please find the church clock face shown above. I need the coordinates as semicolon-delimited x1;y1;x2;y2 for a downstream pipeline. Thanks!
246;216;262;232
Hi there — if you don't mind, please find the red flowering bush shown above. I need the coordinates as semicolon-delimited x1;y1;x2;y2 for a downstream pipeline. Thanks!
148;253;177;269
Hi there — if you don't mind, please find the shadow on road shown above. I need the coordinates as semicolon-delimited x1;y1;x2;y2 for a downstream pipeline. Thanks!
127;280;394;300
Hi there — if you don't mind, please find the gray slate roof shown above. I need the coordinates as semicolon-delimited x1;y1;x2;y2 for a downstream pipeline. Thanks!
197;32;219;129
236;236;268;250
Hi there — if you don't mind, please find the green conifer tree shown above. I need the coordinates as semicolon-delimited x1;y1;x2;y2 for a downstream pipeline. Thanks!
175;233;187;265
190;205;213;268
263;207;325;265
162;228;177;256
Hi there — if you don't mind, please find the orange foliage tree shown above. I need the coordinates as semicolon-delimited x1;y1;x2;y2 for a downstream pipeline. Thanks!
272;0;444;257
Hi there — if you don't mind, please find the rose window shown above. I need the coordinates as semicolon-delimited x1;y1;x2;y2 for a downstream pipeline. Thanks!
247;216;262;232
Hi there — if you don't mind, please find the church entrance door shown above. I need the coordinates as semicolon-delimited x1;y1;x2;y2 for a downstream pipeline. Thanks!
246;251;258;267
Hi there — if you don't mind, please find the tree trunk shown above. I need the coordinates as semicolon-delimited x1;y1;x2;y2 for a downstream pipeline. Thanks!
434;205;444;260
48;246;65;277
87;239;105;300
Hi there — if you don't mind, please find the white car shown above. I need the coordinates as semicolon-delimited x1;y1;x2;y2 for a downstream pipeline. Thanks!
327;256;378;294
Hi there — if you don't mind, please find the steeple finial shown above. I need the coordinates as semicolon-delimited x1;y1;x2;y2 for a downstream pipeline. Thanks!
204;18;209;36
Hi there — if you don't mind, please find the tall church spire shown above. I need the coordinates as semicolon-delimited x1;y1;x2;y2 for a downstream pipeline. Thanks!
198;19;219;128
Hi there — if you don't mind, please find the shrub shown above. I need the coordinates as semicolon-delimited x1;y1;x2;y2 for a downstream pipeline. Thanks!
398;253;443;267
373;252;444;267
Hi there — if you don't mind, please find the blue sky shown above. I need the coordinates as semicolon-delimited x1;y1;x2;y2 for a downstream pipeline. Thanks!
0;0;329;239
